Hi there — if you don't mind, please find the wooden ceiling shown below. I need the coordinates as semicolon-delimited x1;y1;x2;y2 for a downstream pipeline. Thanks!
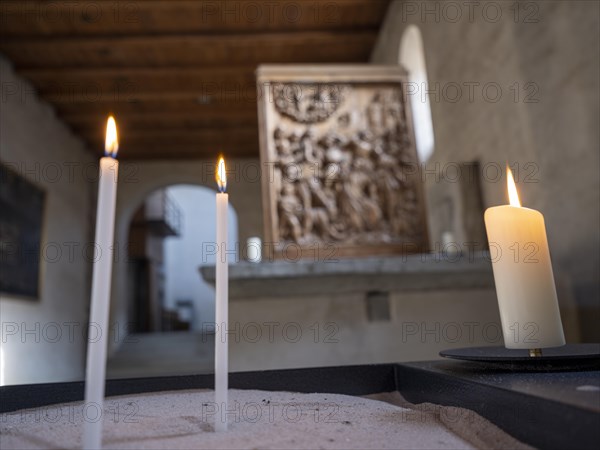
0;0;391;160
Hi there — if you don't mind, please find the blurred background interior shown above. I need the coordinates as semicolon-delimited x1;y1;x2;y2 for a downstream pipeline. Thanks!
0;0;598;384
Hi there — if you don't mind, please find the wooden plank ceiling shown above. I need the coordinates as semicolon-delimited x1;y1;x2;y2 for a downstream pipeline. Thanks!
0;0;391;160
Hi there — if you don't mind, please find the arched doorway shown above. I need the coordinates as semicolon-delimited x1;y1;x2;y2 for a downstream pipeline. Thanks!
107;183;238;378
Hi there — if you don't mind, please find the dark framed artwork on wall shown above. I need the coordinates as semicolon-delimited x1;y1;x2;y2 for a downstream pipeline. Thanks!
0;163;45;299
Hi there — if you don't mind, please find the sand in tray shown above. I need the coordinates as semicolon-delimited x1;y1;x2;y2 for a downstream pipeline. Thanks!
0;389;531;450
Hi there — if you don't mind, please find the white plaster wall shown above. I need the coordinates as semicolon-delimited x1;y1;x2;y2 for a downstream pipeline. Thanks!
0;56;95;385
228;289;503;371
371;0;600;340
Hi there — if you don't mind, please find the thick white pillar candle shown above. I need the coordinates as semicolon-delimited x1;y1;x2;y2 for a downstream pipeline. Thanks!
215;157;228;432
84;116;119;449
484;168;565;349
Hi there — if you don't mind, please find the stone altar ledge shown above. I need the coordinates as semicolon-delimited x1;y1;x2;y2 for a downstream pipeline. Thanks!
200;253;495;300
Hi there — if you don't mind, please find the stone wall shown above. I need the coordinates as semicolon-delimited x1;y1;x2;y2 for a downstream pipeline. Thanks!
372;0;599;340
0;56;95;384
229;288;504;371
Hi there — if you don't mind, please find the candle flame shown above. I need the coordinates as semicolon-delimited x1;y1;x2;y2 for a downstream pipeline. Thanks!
507;165;521;207
216;157;227;192
105;116;119;158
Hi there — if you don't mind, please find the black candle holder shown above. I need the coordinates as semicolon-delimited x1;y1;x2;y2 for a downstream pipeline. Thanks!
439;343;600;371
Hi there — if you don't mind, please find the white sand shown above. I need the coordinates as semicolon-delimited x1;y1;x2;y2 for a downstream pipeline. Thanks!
0;389;531;449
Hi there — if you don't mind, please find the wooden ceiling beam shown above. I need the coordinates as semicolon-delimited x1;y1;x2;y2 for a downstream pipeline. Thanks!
81;128;259;156
81;127;258;143
64;114;259;135
0;1;390;37
19;66;258;95
90;143;260;160
42;90;259;106
51;97;258;115
0;31;378;69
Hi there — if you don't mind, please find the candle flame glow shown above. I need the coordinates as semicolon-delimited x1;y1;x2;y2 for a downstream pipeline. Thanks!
216;157;227;192
105;116;119;158
507;165;521;207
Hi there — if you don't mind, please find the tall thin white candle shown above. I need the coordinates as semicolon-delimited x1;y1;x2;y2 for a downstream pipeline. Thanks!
215;157;229;432
83;116;119;450
484;167;565;351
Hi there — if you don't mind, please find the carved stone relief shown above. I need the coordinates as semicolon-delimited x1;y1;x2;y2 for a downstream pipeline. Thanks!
257;66;428;258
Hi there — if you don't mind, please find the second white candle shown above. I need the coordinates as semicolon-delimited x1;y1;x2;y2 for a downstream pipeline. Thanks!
215;157;228;432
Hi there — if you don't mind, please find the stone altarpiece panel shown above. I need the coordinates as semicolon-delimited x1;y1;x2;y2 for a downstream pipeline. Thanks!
257;65;429;259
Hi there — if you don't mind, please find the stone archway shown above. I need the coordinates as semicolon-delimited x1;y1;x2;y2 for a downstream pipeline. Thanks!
106;159;259;355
